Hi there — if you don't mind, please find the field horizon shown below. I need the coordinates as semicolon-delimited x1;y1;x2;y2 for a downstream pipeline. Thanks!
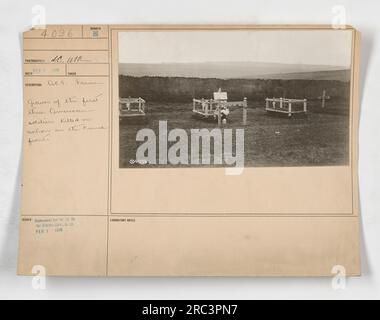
119;61;350;81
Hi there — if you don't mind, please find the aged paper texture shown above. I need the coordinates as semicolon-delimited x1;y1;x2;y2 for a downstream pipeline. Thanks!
18;25;361;276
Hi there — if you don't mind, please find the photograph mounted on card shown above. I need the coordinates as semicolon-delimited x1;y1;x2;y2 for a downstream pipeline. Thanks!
110;27;356;215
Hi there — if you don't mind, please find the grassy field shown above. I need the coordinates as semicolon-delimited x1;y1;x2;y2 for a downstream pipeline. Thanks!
119;102;350;168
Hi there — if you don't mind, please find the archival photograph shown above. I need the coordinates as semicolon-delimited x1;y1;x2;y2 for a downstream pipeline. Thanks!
118;29;353;168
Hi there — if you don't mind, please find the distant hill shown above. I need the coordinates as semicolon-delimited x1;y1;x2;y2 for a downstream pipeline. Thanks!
119;62;350;81
257;70;351;82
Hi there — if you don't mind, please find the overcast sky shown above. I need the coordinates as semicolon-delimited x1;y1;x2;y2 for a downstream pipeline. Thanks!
119;30;353;68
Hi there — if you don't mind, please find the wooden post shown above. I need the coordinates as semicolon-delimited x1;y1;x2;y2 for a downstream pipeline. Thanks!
204;99;208;115
193;99;196;112
322;90;326;108
217;102;221;127
266;98;269;110
304;99;307;113
280;97;283;109
288;103;292;116
243;97;247;125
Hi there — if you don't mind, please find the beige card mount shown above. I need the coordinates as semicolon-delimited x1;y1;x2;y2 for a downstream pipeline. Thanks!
18;25;361;277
